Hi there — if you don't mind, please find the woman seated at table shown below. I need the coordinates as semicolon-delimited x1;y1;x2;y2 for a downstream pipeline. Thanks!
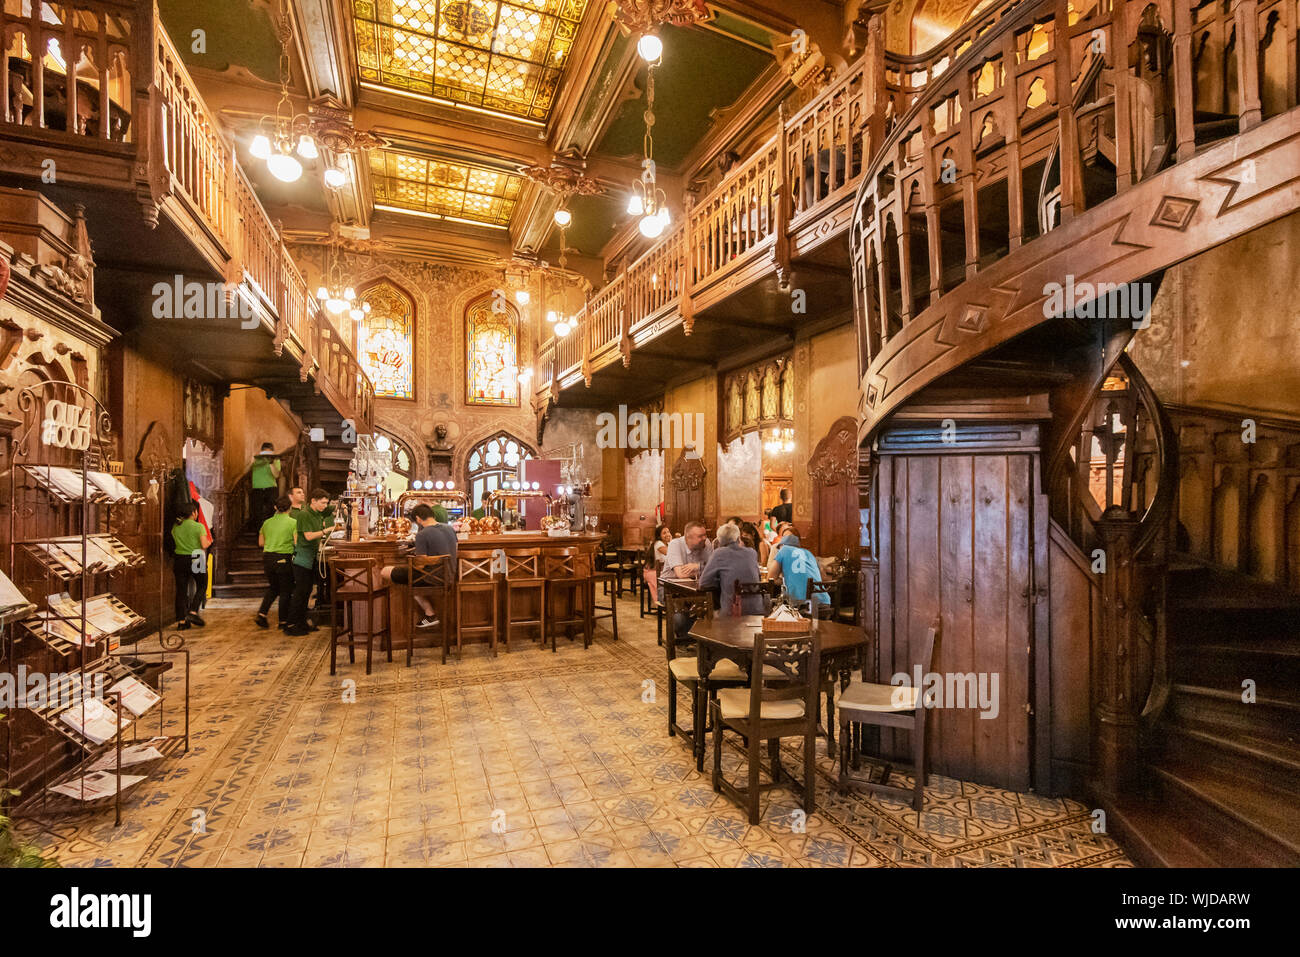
642;524;671;598
700;523;766;616
765;525;830;615
739;521;768;565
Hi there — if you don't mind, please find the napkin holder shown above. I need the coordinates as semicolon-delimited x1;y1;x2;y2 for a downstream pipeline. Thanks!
761;602;809;634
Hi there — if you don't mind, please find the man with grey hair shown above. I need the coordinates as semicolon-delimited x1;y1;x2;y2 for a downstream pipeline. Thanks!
660;520;714;639
700;522;765;616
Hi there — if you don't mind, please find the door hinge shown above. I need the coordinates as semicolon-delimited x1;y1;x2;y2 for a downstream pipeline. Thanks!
1024;702;1033;715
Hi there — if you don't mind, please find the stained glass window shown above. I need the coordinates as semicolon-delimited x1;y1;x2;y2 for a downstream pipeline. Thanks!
466;431;533;510
358;280;415;399
465;293;519;406
352;0;590;122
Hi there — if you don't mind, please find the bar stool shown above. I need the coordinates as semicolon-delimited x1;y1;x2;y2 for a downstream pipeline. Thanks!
328;556;391;676
590;568;619;640
456;549;498;658
543;547;591;652
503;548;545;651
408;554;452;665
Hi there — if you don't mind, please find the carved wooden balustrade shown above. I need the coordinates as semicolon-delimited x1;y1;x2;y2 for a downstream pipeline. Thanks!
0;0;374;434
850;0;1300;442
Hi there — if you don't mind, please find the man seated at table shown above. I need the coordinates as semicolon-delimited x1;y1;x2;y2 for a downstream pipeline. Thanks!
700;523;766;616
660;520;714;638
381;504;457;628
765;526;831;615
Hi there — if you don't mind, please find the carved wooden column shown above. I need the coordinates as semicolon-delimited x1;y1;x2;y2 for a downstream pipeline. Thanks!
1233;0;1263;129
1093;512;1143;795
1172;0;1197;161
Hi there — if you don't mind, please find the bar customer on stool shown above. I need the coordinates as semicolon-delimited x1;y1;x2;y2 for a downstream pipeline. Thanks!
171;500;211;630
286;489;336;635
381;503;457;628
255;494;296;630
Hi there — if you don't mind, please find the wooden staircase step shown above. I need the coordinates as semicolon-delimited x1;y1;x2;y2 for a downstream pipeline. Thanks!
1152;760;1300;865
1159;723;1300;796
1104;796;1220;867
1165;683;1300;742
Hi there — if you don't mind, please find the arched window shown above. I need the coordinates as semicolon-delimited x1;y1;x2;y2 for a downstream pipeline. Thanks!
465;293;519;406
466;432;534;511
358;280;415;399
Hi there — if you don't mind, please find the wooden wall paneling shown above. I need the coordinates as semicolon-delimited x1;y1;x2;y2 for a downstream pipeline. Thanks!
940;453;977;783
1048;519;1101;795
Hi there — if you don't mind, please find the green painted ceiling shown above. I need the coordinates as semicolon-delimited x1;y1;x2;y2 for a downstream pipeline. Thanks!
159;0;282;83
596;23;771;170
562;191;626;257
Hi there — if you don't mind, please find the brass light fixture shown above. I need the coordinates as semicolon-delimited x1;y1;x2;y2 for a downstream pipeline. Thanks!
250;0;384;186
315;230;371;322
627;62;670;238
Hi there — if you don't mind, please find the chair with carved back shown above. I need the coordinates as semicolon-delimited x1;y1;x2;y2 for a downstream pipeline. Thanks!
709;630;821;824
836;617;939;811
503;547;545;652
408;554;452;665
455;549;498;658
543;547;591;652
328;556;392;676
734;580;773;616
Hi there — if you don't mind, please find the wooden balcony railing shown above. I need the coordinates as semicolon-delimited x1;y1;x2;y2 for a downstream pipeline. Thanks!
689;135;782;291
0;0;374;434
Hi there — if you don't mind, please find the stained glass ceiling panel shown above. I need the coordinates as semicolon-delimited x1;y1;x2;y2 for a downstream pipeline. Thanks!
369;149;522;226
353;0;589;121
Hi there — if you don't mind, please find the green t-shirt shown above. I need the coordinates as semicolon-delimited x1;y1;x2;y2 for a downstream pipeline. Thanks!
260;512;296;554
172;518;205;557
293;507;329;568
250;455;280;489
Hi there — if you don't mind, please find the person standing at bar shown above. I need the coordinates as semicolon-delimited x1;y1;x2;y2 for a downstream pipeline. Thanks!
286;489;336;635
250;443;282;524
767;488;792;525
255;495;296;630
171;501;211;630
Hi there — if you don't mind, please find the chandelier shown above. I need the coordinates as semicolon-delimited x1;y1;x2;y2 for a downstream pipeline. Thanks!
315;232;370;321
627;61;670;238
764;427;795;454
249;0;383;186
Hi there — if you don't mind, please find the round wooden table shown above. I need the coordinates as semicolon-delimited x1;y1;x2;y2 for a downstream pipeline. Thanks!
687;615;870;755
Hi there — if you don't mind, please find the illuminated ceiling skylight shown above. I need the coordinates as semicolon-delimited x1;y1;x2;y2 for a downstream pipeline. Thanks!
369;148;522;226
352;0;589;121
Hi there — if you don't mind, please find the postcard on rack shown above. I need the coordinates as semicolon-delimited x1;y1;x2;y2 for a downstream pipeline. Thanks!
85;596;136;635
86;471;134;502
58;697;131;745
108;675;161;717
50;770;147;801
88;739;167;771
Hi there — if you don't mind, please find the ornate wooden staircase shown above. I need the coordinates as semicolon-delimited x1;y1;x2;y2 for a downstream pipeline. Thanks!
845;0;1300;864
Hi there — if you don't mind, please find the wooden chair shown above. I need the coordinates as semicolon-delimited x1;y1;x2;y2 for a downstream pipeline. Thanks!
710;631;821;824
503;548;545;652
734;580;773;615
455;549;498;658
408;554;452;665
665;594;741;771
543;547;591;652
810;575;857;624
328;557;391;676
836;617;939;811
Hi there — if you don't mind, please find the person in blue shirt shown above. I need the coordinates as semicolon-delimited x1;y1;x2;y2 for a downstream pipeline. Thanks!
765;526;829;612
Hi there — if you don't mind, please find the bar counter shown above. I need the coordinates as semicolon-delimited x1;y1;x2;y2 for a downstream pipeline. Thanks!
323;531;606;650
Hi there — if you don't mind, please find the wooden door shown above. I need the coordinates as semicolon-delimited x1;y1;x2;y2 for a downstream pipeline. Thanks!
809;415;860;559
669;452;705;530
875;421;1045;791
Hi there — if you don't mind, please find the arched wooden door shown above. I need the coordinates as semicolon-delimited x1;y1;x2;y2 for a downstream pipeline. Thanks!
669;452;705;530
809;415;861;560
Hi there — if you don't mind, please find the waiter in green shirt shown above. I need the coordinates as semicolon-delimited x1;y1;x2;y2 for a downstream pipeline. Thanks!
255;495;297;630
286;488;337;635
171;500;212;629
250;442;282;525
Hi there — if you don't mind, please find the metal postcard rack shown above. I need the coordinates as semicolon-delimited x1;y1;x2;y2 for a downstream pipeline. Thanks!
1;380;190;827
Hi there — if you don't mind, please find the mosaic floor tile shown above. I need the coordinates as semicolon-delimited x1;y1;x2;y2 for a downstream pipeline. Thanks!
12;595;1129;868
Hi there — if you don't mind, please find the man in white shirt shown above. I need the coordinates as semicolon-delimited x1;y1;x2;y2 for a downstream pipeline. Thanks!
660;521;714;639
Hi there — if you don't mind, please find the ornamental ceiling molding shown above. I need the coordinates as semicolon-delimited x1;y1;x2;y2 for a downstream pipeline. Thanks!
519;158;604;201
613;0;711;33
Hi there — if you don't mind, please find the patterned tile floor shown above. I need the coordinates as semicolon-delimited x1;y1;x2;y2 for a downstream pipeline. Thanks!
16;593;1129;867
